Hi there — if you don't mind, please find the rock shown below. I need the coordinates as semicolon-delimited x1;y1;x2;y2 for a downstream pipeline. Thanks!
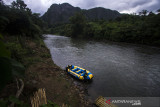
26;81;30;84
79;93;84;98
32;80;37;84
79;86;84;91
73;81;78;86
61;72;64;75
80;90;84;93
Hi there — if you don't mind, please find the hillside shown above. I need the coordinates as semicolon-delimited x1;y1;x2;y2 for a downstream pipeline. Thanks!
41;3;121;25
83;7;120;20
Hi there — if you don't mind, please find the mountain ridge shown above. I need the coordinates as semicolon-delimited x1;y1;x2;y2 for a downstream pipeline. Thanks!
41;3;121;25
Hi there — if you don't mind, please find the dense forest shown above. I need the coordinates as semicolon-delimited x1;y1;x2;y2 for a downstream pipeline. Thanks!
47;8;160;46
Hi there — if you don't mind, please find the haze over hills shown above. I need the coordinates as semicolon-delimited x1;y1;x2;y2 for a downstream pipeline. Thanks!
42;3;121;25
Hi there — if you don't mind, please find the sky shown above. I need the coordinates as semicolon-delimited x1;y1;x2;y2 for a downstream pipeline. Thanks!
4;0;160;15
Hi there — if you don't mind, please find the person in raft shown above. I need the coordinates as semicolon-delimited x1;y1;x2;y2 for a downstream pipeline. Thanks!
68;65;72;69
84;70;88;77
67;65;87;77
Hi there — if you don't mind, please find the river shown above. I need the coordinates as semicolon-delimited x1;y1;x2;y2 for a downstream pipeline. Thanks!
44;34;160;100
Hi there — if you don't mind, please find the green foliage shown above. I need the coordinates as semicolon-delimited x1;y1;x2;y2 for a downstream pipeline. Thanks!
0;34;3;39
10;59;25;78
0;57;12;91
69;12;86;37
83;23;95;38
0;35;25;91
0;35;12;90
51;10;160;46
11;0;27;10
0;96;29;107
0;57;25;91
5;10;31;35
9;96;29;107
40;53;50;58
0;41;11;58
0;0;45;37
0;16;9;32
0;99;7;107
6;42;27;62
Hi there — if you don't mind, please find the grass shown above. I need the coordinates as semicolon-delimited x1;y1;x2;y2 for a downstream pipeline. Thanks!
40;53;51;58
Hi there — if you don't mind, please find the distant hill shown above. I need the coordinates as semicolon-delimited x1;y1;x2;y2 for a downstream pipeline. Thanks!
41;3;121;25
83;7;121;20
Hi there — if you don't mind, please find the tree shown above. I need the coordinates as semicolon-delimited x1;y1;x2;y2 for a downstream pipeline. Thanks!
0;16;9;32
157;9;160;14
11;0;27;10
0;0;4;5
139;10;148;16
69;12;86;37
148;11;155;16
0;0;44;37
5;10;31;35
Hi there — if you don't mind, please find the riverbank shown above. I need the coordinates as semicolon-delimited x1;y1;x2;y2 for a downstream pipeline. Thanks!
0;35;92;106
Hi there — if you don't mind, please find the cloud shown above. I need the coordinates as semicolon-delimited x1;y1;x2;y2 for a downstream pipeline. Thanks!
3;0;160;14
120;0;159;13
4;0;14;4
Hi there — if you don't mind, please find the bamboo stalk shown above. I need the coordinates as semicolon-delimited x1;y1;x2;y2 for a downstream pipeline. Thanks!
31;88;47;107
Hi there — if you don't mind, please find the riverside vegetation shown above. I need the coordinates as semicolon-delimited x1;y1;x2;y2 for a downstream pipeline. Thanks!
0;0;89;106
44;3;160;46
0;0;160;106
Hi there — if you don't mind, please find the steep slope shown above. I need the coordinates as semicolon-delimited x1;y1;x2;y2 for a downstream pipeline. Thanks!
42;3;121;25
42;3;81;25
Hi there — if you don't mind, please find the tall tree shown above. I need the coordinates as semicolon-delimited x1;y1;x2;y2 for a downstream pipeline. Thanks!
11;0;27;10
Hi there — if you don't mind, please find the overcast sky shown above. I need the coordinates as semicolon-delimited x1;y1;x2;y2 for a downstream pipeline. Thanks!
4;0;160;15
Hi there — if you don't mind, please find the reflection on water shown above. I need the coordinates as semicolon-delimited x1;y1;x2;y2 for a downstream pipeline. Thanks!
44;35;160;99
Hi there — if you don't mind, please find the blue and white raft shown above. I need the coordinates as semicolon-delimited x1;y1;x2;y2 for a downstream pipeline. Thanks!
66;65;93;80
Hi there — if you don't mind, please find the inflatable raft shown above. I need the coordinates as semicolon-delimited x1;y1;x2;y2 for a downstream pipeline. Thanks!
66;65;93;80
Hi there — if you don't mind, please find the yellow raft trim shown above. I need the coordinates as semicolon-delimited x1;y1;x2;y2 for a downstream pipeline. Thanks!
68;69;84;80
